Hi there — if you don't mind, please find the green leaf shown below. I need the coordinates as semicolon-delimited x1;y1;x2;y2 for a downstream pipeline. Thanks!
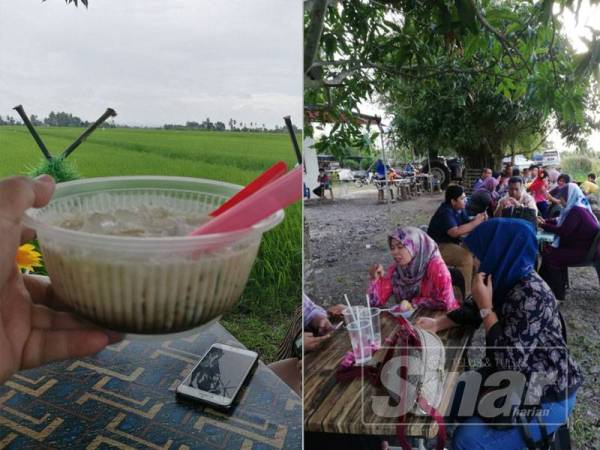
485;7;523;26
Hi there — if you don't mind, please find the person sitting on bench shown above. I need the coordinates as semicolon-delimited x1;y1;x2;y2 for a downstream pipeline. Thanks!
494;176;537;225
313;168;333;199
427;185;486;296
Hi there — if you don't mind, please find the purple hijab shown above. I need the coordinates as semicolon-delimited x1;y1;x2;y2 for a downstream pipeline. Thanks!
477;176;499;193
388;226;441;300
476;176;499;200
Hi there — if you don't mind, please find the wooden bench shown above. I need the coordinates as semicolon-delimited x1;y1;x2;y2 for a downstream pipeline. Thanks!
461;169;482;194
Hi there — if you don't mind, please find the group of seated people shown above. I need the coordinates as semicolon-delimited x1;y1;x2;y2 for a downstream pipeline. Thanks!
433;180;599;301
303;176;599;449
468;164;599;220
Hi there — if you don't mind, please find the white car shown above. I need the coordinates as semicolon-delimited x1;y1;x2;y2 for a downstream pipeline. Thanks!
336;168;355;181
542;150;561;168
502;155;534;171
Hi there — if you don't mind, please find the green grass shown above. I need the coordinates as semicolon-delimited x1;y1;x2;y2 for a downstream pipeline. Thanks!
0;125;301;363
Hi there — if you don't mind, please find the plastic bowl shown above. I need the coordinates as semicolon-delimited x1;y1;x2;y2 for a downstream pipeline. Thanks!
23;176;284;334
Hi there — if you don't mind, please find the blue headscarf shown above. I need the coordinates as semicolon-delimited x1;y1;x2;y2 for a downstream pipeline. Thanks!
552;182;599;248
375;159;385;177
464;218;537;307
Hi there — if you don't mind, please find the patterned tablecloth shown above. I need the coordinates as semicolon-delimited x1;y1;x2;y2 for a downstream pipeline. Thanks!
0;322;301;449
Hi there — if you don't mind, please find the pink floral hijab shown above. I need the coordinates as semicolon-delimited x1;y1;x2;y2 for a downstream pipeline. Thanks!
388;226;441;300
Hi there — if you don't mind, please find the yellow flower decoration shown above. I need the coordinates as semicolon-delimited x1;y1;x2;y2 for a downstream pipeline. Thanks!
16;244;43;273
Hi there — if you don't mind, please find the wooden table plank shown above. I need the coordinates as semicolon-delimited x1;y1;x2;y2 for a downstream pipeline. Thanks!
304;308;474;438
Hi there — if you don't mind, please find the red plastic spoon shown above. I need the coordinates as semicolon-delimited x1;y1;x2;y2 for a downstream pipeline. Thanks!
209;160;288;217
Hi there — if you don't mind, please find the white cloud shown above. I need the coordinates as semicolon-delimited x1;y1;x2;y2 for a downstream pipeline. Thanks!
0;0;302;127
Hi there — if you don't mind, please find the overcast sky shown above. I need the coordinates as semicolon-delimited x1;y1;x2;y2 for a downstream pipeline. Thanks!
0;0;302;127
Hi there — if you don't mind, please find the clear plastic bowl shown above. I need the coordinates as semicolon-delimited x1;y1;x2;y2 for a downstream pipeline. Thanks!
23;176;284;334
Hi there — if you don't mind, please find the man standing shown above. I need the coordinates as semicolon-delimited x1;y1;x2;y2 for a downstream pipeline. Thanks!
427;185;486;295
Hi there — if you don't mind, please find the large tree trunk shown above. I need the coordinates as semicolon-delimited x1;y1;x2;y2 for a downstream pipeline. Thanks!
460;145;494;169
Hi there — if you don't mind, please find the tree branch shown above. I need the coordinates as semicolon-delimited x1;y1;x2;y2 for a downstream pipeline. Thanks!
468;0;532;74
304;0;330;76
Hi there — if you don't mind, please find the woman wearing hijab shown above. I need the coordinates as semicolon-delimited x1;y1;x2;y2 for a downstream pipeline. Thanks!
416;219;582;450
467;177;499;216
538;182;600;300
368;226;459;311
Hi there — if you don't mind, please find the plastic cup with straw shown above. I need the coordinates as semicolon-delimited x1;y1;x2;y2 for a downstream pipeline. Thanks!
344;294;371;363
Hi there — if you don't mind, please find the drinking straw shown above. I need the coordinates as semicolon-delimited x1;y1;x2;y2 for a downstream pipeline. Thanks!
365;294;375;343
283;116;302;166
344;294;357;323
60;108;117;159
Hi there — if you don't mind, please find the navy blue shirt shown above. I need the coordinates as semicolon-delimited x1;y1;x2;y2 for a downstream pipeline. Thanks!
428;202;470;244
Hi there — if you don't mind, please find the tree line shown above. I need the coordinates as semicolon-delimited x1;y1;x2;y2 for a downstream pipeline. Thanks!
0;112;299;133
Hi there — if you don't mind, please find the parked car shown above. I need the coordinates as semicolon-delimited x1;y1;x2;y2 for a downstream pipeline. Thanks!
542;150;561;168
502;154;535;171
336;168;355;182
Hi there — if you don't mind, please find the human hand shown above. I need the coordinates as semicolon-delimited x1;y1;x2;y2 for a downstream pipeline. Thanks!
368;264;384;280
303;332;331;352
415;317;439;333
474;212;487;224
0;176;120;385
312;315;334;336
537;216;546;226
471;273;493;310
327;304;346;318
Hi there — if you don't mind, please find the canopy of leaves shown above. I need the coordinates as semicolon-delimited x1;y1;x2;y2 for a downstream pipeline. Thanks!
305;0;600;167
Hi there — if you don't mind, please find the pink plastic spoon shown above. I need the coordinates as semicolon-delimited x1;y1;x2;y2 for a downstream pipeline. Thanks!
209;160;288;217
190;165;302;236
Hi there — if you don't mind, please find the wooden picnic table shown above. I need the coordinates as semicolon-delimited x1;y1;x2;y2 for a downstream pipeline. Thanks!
304;308;475;440
373;178;419;200
0;322;301;450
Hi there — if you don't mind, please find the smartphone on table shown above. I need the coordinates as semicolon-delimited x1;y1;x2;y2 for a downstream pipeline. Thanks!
176;343;258;409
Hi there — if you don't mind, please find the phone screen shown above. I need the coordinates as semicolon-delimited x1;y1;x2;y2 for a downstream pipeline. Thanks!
186;346;256;400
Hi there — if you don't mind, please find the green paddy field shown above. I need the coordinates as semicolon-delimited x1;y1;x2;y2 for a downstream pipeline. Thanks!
0;126;301;362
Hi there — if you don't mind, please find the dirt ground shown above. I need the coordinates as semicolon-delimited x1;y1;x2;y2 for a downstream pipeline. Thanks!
304;183;600;449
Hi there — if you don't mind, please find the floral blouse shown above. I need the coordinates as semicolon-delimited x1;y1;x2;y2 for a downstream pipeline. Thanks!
367;256;459;311
485;272;582;402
